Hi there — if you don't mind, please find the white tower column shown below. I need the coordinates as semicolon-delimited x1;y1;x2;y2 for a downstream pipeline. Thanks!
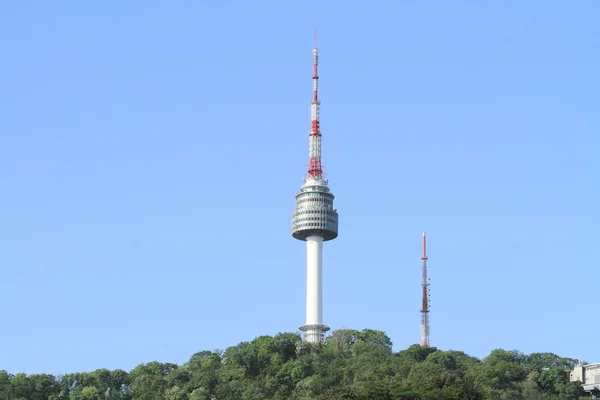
306;235;324;329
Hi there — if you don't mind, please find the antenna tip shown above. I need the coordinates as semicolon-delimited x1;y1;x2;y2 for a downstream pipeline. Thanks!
422;231;426;237
314;29;318;49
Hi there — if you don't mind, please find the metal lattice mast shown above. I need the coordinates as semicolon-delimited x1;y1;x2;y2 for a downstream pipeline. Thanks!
292;31;339;344
308;29;322;178
420;232;430;347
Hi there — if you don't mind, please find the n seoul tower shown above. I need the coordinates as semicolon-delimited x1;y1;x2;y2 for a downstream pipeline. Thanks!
291;31;339;344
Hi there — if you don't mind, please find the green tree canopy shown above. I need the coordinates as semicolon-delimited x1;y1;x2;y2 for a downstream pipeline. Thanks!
0;329;588;400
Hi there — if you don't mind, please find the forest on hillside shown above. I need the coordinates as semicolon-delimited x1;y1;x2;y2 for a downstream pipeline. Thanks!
0;329;588;400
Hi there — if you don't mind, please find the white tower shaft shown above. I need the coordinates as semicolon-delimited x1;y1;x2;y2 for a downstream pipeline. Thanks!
303;235;324;342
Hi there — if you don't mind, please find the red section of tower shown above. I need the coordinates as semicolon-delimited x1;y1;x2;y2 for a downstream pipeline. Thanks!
308;29;323;178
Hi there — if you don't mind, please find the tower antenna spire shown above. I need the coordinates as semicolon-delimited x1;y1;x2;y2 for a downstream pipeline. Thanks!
307;29;322;178
420;232;431;347
292;32;339;344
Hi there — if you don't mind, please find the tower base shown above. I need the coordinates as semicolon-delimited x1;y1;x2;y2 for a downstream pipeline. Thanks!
299;324;330;344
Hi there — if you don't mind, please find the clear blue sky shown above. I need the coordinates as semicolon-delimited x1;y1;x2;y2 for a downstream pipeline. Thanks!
1;1;598;375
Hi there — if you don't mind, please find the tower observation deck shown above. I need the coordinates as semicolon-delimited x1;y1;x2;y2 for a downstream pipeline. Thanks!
291;31;339;344
292;179;338;242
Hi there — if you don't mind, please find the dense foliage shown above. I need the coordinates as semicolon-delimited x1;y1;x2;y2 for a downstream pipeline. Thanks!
0;329;587;400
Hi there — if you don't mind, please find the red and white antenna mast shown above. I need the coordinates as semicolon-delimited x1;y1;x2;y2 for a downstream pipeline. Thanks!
308;29;323;178
420;232;431;347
